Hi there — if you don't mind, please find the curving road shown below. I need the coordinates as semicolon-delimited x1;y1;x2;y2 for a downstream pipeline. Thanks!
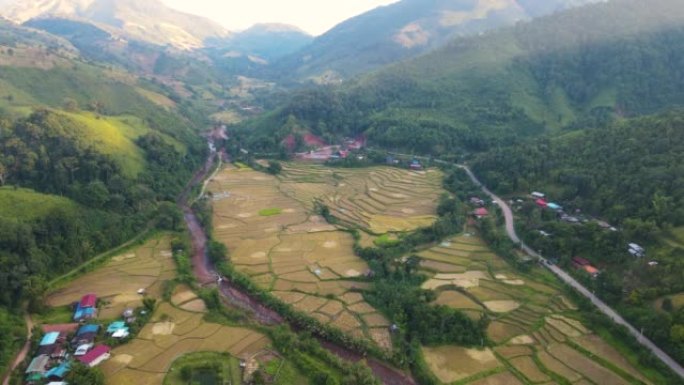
459;165;684;379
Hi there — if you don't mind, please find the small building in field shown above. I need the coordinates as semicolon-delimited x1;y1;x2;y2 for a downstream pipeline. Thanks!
535;199;548;208
409;160;423;170
628;243;645;258
77;345;111;367
583;265;600;278
531;192;545;199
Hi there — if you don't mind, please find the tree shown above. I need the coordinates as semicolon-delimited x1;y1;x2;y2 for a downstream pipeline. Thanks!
66;362;105;385
63;98;79;112
156;201;182;230
267;161;282;175
208;241;228;264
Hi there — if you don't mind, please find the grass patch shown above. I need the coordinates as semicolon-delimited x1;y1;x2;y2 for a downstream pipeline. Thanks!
259;208;283;217
0;187;80;221
163;352;241;385
373;234;400;247
35;306;73;325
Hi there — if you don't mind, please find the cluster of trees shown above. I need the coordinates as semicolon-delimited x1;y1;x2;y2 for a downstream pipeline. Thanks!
0;309;24;377
473;111;684;226
0;110;197;313
0;111;197;215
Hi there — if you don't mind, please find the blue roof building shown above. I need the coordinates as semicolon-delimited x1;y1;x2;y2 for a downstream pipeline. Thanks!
45;362;70;380
77;324;99;336
40;332;60;346
107;321;126;334
547;203;563;211
73;305;96;321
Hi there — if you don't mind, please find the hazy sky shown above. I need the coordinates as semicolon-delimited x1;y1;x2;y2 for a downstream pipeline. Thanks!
162;0;400;36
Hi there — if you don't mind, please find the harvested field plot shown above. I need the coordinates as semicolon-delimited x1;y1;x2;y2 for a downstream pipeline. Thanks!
279;163;444;232
416;224;650;384
208;164;395;347
422;346;502;383
103;302;269;385
47;236;176;319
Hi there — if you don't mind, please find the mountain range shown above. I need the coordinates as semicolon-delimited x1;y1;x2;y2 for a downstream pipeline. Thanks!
243;0;684;154
273;0;604;81
0;0;228;49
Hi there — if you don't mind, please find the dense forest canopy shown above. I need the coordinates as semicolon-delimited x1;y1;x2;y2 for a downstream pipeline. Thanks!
239;0;684;155
473;110;684;226
0;108;197;311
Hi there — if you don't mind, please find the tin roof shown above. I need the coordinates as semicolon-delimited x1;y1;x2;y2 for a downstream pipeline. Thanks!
40;332;60;346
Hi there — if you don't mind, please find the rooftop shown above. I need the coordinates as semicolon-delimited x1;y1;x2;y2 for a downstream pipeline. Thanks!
26;355;50;374
40;332;60;346
80;294;97;308
106;321;126;334
44;362;70;379
78;345;110;365
77;324;99;336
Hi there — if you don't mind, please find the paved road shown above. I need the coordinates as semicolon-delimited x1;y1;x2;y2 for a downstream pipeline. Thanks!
2;315;33;385
459;165;684;379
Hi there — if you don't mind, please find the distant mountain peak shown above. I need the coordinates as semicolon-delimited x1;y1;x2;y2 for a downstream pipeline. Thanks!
0;0;229;49
244;23;311;36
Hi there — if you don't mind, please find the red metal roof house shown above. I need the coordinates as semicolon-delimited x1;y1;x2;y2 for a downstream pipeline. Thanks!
535;199;548;208
77;345;110;367
80;294;97;308
474;208;489;218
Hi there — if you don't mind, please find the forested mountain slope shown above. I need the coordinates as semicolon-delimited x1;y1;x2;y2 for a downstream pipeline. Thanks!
472;109;684;365
0;20;205;373
275;0;600;81
242;0;684;155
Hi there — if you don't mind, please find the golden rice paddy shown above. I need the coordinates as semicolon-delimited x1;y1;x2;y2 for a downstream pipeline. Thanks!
415;224;649;384
208;163;415;348
47;236;177;319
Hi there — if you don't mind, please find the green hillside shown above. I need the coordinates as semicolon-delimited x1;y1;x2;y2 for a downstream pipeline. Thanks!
0;186;80;220
59;111;186;177
242;0;684;155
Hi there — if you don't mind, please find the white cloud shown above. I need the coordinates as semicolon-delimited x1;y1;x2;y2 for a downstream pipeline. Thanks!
162;0;400;35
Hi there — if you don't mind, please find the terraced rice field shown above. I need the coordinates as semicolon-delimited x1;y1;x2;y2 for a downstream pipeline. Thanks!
209;163;438;348
102;302;269;385
45;234;269;385
279;163;443;233
418;226;651;385
47;236;177;319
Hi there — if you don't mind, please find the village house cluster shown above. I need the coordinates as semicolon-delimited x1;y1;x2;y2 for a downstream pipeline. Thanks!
24;292;138;384
526;191;649;277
